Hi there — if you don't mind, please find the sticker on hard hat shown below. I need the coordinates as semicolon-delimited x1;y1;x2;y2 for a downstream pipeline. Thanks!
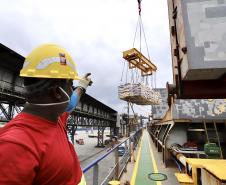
59;53;67;65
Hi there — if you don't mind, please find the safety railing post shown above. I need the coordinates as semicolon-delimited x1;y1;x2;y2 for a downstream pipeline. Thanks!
93;163;99;185
128;138;132;162
130;137;135;162
83;128;143;185
114;147;119;179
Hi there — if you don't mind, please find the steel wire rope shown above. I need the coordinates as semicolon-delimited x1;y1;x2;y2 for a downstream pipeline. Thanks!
151;74;154;88
140;15;158;90
139;16;142;57
120;104;128;114
140;16;151;87
138;16;145;84
134;105;151;114
146;76;149;87
130;103;151;114
154;72;157;89
131;16;141;85
130;103;136;117
122;1;141;121
120;60;126;84
149;76;153;89
133;20;140;85
125;61;129;84
135;68;138;83
126;0;143;118
131;68;135;84
136;68;140;84
138;105;152;113
135;105;151;115
133;0;155;107
140;17;151;61
132;16;140;48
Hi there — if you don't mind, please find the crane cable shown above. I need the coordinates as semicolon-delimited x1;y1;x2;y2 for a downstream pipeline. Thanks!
132;0;155;87
130;0;143;84
138;0;142;15
121;0;144;85
120;0;157;104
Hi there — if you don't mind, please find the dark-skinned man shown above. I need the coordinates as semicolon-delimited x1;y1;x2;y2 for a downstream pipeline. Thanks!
0;44;91;185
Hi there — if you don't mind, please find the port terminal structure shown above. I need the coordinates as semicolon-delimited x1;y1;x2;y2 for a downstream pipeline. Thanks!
0;43;117;147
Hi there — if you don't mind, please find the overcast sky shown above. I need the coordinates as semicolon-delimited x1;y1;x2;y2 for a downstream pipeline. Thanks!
0;0;172;116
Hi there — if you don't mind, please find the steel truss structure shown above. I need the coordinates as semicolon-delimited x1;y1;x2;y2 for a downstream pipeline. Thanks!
0;103;22;122
67;94;117;147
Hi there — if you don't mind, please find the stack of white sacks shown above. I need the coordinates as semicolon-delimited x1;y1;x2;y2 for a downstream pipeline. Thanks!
118;83;161;105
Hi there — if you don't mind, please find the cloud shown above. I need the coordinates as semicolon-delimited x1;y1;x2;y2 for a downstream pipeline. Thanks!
0;0;172;115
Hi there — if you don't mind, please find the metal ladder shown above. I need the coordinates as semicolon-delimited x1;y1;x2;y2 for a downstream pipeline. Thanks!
203;120;223;158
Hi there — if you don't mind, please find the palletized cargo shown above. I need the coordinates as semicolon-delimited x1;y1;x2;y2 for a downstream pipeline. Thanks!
118;83;161;105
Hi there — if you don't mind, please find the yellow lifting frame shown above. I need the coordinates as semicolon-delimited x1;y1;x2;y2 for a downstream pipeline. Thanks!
123;48;157;76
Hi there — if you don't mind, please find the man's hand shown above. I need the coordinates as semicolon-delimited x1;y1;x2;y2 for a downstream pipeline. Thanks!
66;73;92;112
77;73;93;92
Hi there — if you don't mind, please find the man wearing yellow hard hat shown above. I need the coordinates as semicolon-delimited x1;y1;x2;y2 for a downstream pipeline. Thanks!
0;44;89;185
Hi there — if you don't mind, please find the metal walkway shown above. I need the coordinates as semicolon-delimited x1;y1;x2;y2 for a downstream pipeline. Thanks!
131;130;161;185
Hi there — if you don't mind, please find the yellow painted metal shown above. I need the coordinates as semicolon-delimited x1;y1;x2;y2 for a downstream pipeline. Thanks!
175;173;194;185
122;48;157;76
147;133;162;185
108;180;120;185
201;168;226;185
203;163;226;181
186;158;224;167
186;158;211;185
184;158;226;185
130;132;143;185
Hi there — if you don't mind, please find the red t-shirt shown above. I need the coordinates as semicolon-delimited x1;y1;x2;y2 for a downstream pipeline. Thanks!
0;112;82;185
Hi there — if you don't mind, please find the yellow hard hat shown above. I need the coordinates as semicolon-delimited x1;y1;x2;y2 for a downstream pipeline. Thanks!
20;44;80;80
